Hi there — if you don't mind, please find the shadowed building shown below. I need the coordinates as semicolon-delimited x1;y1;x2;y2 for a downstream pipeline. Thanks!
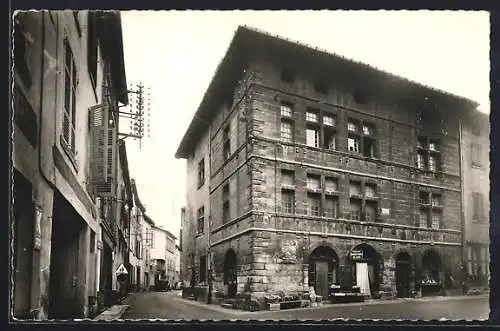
175;26;480;301
12;11;129;319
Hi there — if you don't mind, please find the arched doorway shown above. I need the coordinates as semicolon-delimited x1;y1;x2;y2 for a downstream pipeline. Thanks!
421;250;442;296
308;246;339;300
350;243;381;297
223;249;237;298
395;252;412;298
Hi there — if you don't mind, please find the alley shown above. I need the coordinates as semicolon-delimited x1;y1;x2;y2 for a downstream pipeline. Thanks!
121;292;490;321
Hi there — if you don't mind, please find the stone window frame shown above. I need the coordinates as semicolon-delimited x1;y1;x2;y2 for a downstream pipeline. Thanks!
418;189;444;228
347;118;377;158
416;135;442;173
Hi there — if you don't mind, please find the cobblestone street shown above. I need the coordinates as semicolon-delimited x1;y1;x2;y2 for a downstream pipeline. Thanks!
121;291;490;321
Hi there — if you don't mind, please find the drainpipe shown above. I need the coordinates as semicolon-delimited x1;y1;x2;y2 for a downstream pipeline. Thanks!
458;118;466;281
34;11;58;320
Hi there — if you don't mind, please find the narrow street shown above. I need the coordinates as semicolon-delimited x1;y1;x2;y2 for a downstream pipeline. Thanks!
121;291;490;321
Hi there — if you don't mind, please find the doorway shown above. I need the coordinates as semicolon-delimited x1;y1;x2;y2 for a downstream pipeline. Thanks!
309;245;339;300
48;192;85;319
350;243;381;297
395;252;411;298
223;249;237;298
12;171;35;318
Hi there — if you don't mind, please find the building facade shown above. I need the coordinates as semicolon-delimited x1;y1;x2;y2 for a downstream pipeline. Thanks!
12;11;129;319
175;26;480;300
461;110;490;288
151;225;179;289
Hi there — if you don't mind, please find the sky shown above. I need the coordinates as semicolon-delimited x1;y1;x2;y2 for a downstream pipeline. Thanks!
119;10;490;238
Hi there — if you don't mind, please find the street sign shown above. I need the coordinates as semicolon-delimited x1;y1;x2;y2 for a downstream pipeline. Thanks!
350;249;363;261
115;263;128;275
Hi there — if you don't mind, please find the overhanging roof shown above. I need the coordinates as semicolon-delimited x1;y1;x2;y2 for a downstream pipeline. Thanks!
96;11;128;105
175;25;479;159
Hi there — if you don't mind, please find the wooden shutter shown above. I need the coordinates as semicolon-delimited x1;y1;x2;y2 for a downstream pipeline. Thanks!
89;105;108;191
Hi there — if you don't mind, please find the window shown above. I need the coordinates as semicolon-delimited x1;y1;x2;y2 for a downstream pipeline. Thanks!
323;115;335;126
348;137;360;153
472;192;484;221
281;102;293;117
362;124;374;136
223;125;230;161
349;199;362;220
416;136;440;172
324;196;338;218
429;139;439;152
306;127;319;148
282;189;295;214
471;143;482;167
349;181;362;196
197;158;205;188
62;38;77;155
197;206;205;234
324;177;338;192
281;120;293;143
365;183;377;198
417;152;426;169
429;155;437;172
281;169;295;186
306;109;319;123
199;256;207;283
431;212;441;229
323;128;336;151
431;194;442;207
419;191;430;205
307;193;321;216
222;184;230;224
348;122;359;133
419;210;429;228
307;174;321;190
365;201;378;222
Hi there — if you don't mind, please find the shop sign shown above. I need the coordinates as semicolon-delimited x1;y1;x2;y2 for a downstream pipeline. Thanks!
350;249;363;261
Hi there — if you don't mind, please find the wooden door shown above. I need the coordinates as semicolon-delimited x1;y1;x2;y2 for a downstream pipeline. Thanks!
315;261;329;300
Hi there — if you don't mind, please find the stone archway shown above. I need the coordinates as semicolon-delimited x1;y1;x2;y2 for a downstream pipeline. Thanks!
308;245;339;300
223;249;237;298
350;243;382;297
395;251;412;298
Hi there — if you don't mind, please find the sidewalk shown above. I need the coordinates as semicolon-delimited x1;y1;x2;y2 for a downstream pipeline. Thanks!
93;304;130;321
178;292;489;314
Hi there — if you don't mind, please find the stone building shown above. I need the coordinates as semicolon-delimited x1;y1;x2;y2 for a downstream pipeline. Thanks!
175;26;480;300
12;11;129;319
461;110;490;289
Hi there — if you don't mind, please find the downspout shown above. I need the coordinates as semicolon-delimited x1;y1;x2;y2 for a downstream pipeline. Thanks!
458;119;466;280
207;123;212;283
37;12;56;191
